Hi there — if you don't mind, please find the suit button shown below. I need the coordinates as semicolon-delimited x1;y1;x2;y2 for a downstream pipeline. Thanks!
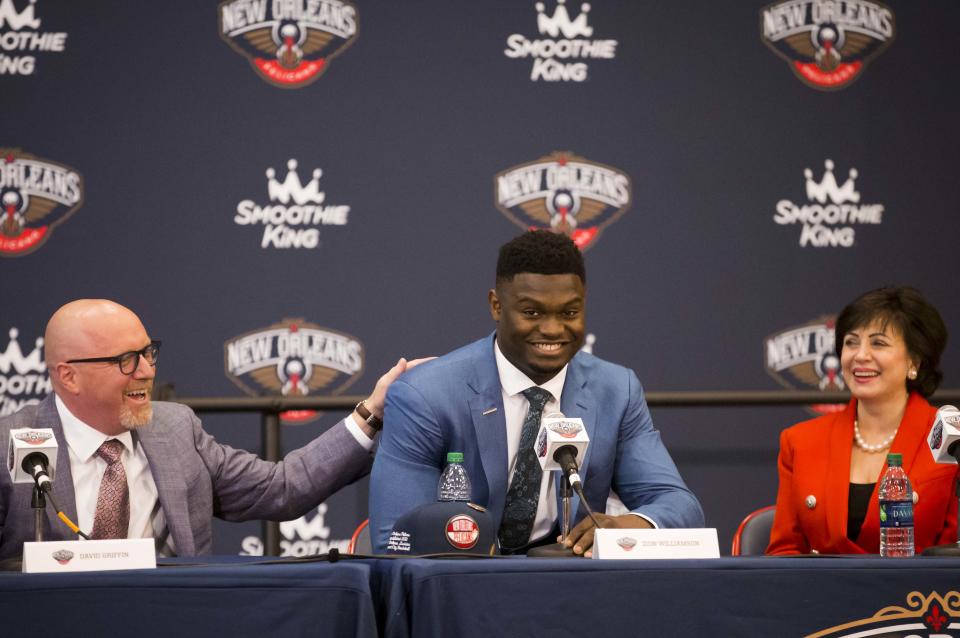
810;549;819;554
913;491;919;505
805;495;817;509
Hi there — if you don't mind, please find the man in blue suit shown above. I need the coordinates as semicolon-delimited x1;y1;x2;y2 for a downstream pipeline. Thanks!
370;231;703;555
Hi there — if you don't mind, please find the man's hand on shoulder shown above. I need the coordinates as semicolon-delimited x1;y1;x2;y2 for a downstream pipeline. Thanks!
352;356;435;438
562;513;653;558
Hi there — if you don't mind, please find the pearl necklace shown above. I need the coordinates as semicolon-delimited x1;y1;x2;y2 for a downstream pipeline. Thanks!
853;419;897;453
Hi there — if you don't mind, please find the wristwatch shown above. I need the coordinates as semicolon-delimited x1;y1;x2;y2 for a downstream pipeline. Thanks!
354;400;383;431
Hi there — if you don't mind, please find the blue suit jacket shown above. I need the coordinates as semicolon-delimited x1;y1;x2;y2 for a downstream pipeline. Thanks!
369;335;703;551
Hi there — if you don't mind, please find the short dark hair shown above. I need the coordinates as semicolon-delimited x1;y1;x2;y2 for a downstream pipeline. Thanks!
495;230;585;284
835;286;948;397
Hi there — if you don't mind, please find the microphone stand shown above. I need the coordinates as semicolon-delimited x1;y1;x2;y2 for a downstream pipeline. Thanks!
31;484;45;543
527;475;578;557
922;475;960;556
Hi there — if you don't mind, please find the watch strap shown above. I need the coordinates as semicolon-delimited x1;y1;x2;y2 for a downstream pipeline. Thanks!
355;400;383;431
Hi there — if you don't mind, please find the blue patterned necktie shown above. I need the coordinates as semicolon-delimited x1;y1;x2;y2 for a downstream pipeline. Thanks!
498;386;553;552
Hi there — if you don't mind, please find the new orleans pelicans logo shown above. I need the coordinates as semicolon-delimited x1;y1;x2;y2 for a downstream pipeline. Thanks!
616;536;637;551
760;0;895;90
224;319;364;424
218;0;358;88
765;316;845;415
931;421;944;452
495;152;631;250
0;148;83;256
14;430;52;445
536;427;548;458
807;591;958;637
549;421;582;439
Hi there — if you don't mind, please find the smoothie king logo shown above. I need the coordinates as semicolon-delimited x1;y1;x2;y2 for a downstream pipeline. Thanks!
233;158;350;250
765;316;845;415
224;319;364;424
218;0;358;88
0;148;83;256
240;503;352;556
504;0;618;82
773;159;883;248
0;327;50;417
761;0;895;90
805;591;959;637
0;0;68;76
495;151;631;250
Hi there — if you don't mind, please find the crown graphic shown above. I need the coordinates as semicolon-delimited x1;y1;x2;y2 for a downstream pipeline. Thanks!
536;0;593;39
804;159;860;204
0;0;41;30
0;328;46;375
266;159;326;205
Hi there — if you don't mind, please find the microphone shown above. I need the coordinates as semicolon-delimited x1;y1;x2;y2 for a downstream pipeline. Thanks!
7;428;58;492
6;427;88;540
535;413;589;489
526;413;603;557
929;405;960;464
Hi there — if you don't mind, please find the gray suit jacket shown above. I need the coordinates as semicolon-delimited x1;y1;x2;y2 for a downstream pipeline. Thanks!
0;395;372;559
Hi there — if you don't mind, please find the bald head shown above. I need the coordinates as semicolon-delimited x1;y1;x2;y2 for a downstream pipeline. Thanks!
45;299;155;435
45;299;146;370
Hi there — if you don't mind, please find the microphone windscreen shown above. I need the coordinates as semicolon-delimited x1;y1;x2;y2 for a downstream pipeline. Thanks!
929;406;960;464
536;416;588;472
7;428;58;483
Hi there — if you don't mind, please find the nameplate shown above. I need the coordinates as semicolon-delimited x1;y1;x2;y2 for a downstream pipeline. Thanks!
22;538;156;573
592;528;720;559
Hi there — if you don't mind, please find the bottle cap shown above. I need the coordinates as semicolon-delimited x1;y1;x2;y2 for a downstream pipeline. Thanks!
886;453;903;466
446;452;464;463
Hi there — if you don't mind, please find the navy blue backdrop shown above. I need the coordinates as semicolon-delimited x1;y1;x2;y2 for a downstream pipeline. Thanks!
3;0;959;554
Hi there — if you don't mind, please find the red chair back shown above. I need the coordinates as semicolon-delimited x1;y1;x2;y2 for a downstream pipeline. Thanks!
731;506;776;556
348;518;370;554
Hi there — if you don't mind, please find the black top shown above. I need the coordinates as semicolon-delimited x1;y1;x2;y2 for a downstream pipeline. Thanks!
847;483;876;541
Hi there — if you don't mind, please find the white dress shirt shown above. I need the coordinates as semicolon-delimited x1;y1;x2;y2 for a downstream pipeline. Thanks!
55;395;173;554
494;340;567;543
344;414;377;451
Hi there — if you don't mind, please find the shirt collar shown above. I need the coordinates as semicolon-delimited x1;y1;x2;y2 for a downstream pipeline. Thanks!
493;338;567;402
55;394;135;461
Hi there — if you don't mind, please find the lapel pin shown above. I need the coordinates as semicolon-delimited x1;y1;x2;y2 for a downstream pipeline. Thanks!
481;407;498;416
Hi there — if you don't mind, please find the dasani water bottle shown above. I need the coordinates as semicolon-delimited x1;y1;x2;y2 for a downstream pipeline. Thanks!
437;452;471;501
879;453;914;557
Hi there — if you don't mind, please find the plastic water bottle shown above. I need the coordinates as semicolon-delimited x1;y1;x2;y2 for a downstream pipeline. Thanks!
879;453;915;557
437;452;471;501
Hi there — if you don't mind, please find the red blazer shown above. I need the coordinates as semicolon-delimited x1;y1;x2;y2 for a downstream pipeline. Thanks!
767;393;958;555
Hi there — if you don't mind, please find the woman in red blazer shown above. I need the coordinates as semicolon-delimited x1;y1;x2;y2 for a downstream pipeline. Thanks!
767;287;957;555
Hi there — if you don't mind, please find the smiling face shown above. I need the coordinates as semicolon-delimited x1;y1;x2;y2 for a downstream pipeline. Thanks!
489;272;585;385
47;300;156;435
840;319;918;407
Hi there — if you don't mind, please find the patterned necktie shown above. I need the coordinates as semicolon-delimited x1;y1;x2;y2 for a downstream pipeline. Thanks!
90;439;130;540
498;386;553;552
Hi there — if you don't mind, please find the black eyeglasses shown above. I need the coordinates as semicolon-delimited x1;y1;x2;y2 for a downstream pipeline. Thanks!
67;340;161;375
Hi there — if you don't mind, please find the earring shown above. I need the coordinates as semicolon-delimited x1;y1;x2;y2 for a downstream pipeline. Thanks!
908;368;918;380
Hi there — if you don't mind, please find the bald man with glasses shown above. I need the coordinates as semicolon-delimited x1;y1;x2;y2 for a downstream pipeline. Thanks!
0;299;424;559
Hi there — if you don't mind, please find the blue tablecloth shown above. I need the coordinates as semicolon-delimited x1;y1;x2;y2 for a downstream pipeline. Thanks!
0;558;377;638
6;555;960;637
370;556;960;638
